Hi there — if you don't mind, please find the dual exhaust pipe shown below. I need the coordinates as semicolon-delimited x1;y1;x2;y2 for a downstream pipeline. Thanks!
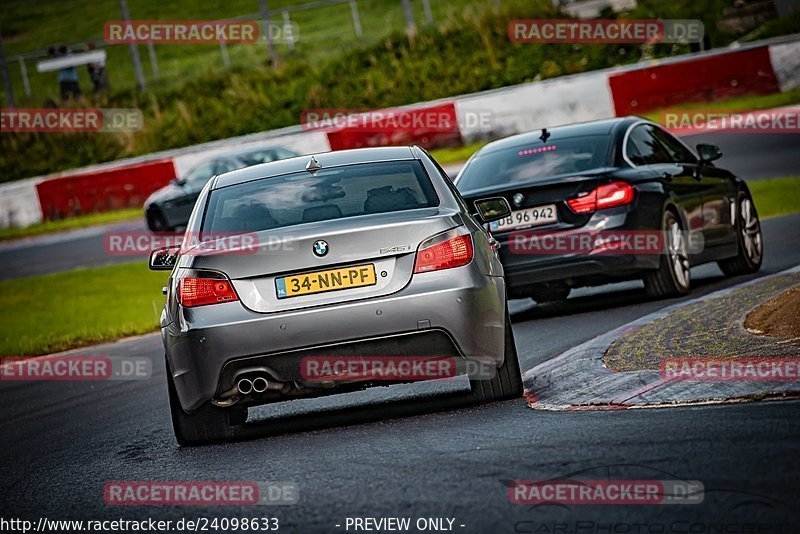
237;375;280;395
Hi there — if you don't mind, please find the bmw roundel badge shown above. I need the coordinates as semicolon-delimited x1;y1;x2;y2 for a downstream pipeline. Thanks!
313;240;329;257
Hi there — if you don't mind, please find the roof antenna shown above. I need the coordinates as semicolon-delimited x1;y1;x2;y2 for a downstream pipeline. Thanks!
306;155;322;173
539;128;550;143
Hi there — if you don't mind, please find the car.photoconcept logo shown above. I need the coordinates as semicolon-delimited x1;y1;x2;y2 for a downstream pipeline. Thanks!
313;240;329;257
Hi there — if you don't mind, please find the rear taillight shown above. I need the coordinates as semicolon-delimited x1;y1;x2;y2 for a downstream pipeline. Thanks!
178;273;238;307
414;231;474;274
567;181;635;214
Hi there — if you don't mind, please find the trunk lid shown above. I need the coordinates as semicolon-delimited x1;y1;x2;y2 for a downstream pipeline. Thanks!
184;207;463;312
461;170;612;270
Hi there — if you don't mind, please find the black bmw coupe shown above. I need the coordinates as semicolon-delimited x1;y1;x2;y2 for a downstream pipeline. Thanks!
456;117;763;303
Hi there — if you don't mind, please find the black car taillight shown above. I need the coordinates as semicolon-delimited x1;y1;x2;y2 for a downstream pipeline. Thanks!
567;181;635;214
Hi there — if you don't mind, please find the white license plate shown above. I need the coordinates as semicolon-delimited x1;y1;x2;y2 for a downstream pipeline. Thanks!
490;204;558;232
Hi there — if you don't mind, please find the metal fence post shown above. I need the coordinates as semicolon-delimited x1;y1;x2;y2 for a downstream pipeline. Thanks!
0;23;15;107
18;56;31;98
282;11;295;50
401;0;416;34
258;0;278;68
219;40;231;67
146;41;160;81
349;0;363;38
422;0;434;25
118;0;147;91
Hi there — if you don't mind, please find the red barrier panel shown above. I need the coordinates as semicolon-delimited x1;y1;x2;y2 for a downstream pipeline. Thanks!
324;102;462;151
608;47;779;116
36;160;176;220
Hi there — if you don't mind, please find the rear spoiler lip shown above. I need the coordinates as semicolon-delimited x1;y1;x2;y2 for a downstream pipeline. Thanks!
458;168;616;200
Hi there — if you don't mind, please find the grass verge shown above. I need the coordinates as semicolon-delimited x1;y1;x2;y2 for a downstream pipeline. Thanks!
748;177;800;220
0;208;142;242
645;88;800;123
429;141;489;166
0;262;168;357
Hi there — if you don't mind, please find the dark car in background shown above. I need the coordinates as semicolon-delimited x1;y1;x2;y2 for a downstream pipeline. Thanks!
455;117;763;303
144;146;299;231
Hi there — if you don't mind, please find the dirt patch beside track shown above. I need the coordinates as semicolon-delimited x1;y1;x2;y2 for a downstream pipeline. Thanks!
746;285;800;341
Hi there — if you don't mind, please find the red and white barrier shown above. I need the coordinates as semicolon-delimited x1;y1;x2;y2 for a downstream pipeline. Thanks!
454;69;615;141
35;160;176;220
608;47;780;115
769;40;800;91
0;178;43;228
2;34;798;229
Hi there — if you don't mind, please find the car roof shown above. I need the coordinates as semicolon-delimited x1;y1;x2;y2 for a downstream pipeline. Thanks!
213;146;417;189
475;116;641;155
227;145;298;158
184;145;298;173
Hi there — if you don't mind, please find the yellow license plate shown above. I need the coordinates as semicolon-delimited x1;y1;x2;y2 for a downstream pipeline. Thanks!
275;264;377;299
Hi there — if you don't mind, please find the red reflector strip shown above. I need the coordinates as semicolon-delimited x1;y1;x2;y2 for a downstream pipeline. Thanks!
178;278;238;307
414;234;474;274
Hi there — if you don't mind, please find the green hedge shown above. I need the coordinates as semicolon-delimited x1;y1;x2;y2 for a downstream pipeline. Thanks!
0;0;774;182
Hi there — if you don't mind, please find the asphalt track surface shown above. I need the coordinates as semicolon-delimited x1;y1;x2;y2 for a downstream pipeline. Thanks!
1;130;799;530
2;211;800;531
1;132;798;281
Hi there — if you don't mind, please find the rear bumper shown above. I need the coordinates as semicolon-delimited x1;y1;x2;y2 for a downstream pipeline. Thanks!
163;264;505;412
504;253;658;297
496;208;661;297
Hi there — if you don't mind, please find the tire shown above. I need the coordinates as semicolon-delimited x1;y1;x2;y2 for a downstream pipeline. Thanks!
146;207;168;232
469;312;523;404
643;210;691;298
166;357;246;446
718;191;763;276
529;284;571;304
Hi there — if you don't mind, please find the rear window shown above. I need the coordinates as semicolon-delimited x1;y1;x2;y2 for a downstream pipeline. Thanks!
457;135;612;192
202;161;439;234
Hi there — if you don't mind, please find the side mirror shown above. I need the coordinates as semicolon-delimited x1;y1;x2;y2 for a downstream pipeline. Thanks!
474;197;511;223
696;143;722;163
149;246;179;271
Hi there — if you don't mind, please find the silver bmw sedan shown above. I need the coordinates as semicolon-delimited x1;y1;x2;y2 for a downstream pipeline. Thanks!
149;146;521;445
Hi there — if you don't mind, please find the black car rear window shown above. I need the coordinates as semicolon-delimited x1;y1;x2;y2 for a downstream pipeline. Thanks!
202;161;439;234
457;135;612;192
